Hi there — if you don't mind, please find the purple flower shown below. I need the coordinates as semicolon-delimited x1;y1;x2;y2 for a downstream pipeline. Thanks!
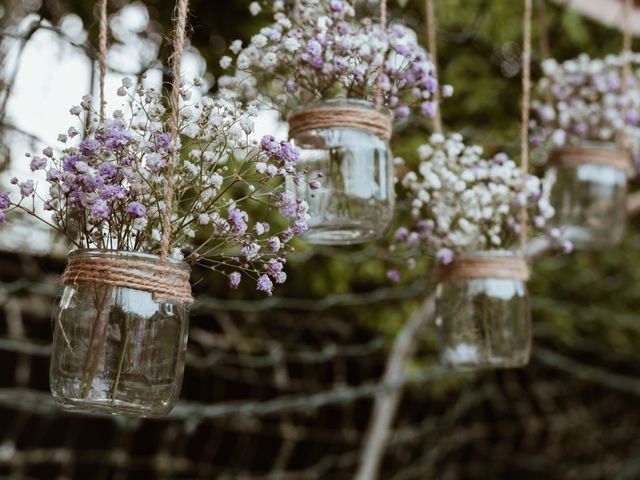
286;80;299;94
90;199;110;221
267;259;284;275
309;180;322;190
387;270;401;283
156;132;172;151
268;236;282;252
100;184;126;201
256;274;274;295
395;105;410;119
395;227;409;242
421;101;438;117
81;174;104;192
99;162;117;178
63;155;80;173
228;208;248;236
560;240;574;255
260;135;278;154
329;0;343;12
277;142;299;163
19;180;35;197
97;121;133;152
393;44;412;57
80;138;101;156
305;39;322;57
0;210;5;225
30;156;47;172
292;221;308;235
229;271;241;289
126;202;147;218
0;192;10;210
436;248;454;265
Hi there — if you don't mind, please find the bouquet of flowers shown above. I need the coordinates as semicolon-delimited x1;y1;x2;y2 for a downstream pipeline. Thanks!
531;53;640;149
219;0;452;119
1;78;312;294
390;133;568;268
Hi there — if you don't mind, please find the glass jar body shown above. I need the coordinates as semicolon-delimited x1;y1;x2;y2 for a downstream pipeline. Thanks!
50;250;190;417
287;99;395;245
546;142;628;249
436;251;531;369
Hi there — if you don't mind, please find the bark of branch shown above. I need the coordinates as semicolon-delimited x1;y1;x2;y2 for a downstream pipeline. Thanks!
355;294;437;480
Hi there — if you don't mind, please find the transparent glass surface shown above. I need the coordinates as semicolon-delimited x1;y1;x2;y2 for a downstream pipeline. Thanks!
436;251;531;369
50;250;190;417
547;143;627;249
288;99;395;245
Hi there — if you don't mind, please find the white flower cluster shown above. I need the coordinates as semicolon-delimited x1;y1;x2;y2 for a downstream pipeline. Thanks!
5;79;312;295
532;53;640;149
395;133;554;259
218;0;447;120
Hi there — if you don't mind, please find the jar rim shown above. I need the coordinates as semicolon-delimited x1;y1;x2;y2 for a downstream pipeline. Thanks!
291;98;392;118
566;139;620;151
68;249;190;272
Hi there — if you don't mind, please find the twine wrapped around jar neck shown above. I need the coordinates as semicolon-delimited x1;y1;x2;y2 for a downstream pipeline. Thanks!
287;102;393;141
550;146;632;174
62;251;194;304
435;254;530;283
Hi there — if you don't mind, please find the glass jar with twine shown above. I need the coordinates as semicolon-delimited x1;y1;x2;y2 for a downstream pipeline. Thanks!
285;0;395;245
430;0;534;369
49;0;193;417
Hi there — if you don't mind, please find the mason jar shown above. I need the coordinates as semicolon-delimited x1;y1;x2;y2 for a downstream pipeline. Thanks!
50;250;191;417
435;250;531;369
287;99;395;245
546;142;629;249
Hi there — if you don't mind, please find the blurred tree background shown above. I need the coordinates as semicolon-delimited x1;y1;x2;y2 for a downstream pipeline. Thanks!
1;0;640;479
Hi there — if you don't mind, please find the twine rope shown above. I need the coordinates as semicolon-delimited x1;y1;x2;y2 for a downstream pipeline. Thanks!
550;146;632;173
425;0;443;134
293;0;301;22
621;0;633;151
161;0;190;264
435;256;530;283
520;0;533;255
62;256;194;304
288;104;392;140
98;0;107;123
374;0;388;111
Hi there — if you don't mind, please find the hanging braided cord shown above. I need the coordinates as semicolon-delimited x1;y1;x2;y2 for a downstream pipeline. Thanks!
520;0;533;255
426;0;443;134
621;0;633;152
293;0;302;21
160;0;190;264
98;0;107;123
374;0;388;111
536;0;554;105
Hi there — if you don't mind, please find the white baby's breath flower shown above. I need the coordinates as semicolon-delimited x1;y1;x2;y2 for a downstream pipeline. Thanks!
249;1;261;16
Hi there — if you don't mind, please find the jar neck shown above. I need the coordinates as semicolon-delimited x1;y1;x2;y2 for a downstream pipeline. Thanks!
67;249;190;273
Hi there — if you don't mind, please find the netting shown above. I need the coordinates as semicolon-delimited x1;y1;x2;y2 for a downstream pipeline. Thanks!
2;249;640;479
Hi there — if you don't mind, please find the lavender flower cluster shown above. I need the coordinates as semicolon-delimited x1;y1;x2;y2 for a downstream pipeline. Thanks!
391;133;568;269
219;0;452;119
532;53;640;150
2;79;314;295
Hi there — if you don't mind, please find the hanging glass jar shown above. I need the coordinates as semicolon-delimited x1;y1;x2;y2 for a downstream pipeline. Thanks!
287;99;395;245
435;250;531;369
50;250;192;417
546;142;630;249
